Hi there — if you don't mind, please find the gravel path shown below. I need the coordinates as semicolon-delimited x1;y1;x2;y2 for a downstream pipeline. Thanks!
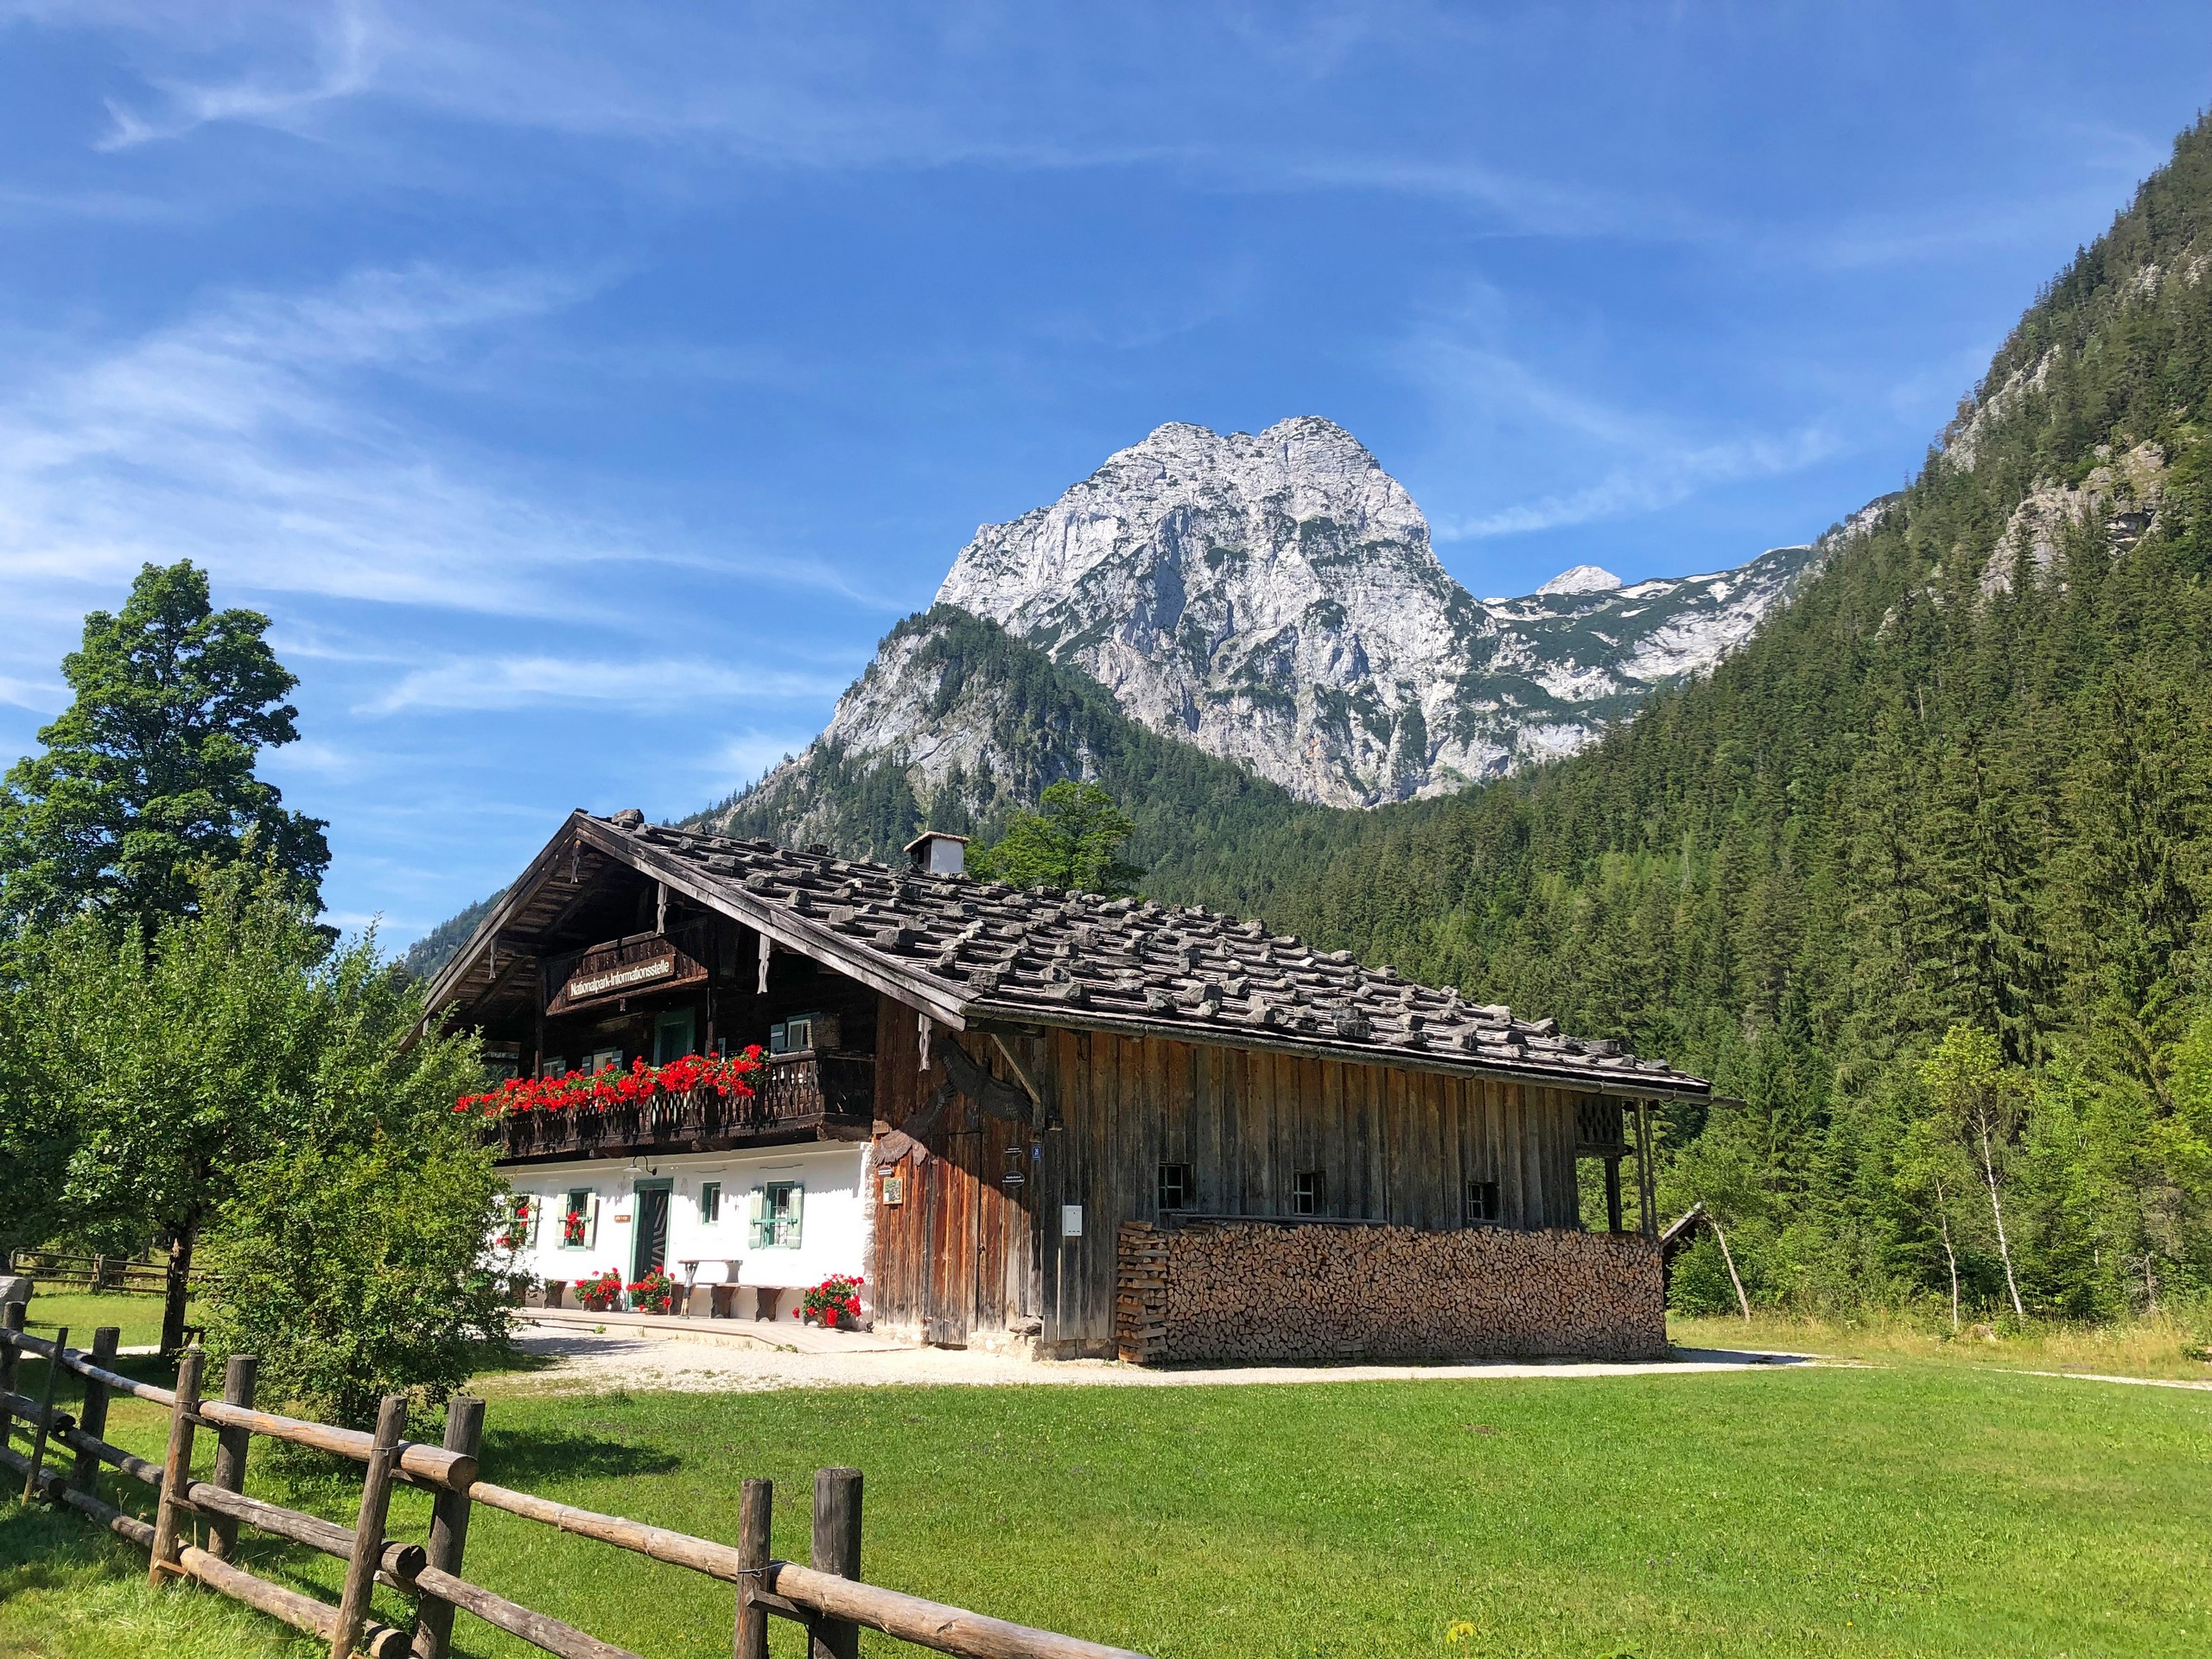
481;1322;1809;1395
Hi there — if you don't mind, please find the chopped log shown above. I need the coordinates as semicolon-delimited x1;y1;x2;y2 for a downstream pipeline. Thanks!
71;1328;120;1496
194;1398;475;1491
0;1304;20;1452
207;1353;258;1561
18;1323;66;1502
184;1478;424;1583
403;1564;643;1659
59;1424;163;1490
332;1394;407;1659
733;1477;772;1659
467;1480;748;1579
57;1478;414;1658
810;1467;862;1659
767;1561;1150;1659
410;1395;483;1659
149;1347;203;1586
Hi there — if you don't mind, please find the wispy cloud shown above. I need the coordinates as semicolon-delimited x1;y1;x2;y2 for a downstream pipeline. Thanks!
1438;428;1838;540
1404;324;1840;543
364;656;849;714
99;0;378;150
0;262;868;626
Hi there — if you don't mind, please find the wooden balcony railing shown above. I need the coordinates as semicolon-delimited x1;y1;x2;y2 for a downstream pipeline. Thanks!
492;1051;875;1162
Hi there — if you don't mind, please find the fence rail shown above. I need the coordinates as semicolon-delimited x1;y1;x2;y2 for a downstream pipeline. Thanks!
0;1308;1145;1659
7;1248;216;1298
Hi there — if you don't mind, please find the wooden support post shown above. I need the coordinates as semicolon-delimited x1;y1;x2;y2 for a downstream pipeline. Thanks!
410;1395;484;1659
207;1353;258;1560
809;1467;862;1659
0;1303;22;1456
1634;1102;1658;1241
332;1394;408;1659
732;1477;772;1659
72;1327;120;1496
1604;1156;1623;1234
149;1346;205;1586
19;1325;66;1504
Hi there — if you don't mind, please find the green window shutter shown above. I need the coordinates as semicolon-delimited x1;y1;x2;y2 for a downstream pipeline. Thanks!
748;1185;768;1249
782;1184;804;1249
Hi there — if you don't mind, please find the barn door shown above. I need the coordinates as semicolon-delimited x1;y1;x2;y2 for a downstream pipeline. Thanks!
924;1126;977;1345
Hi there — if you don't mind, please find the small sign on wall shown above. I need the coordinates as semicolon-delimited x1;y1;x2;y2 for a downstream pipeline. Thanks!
1061;1204;1084;1238
880;1172;906;1207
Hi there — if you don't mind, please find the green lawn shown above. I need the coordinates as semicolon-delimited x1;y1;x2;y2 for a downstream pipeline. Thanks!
12;1291;198;1354
2;1353;2208;1658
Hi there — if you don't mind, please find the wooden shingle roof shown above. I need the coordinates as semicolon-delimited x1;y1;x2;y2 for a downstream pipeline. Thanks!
429;810;1709;1101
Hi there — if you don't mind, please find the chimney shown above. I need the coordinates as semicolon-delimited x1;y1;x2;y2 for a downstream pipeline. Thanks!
904;830;969;876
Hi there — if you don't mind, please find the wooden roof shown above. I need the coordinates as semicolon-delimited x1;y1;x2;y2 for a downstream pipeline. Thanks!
425;811;1710;1101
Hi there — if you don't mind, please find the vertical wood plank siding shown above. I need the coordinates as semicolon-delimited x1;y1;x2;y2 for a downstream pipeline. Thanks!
868;992;1597;1354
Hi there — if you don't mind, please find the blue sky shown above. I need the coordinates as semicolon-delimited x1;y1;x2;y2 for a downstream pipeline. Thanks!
3;3;2209;947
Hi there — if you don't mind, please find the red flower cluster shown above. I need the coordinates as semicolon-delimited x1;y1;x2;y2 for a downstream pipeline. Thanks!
561;1209;588;1247
454;1048;763;1118
798;1274;865;1325
573;1268;624;1312
629;1268;678;1314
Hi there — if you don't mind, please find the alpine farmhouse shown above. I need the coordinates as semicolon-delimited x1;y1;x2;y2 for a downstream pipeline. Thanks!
425;810;1708;1362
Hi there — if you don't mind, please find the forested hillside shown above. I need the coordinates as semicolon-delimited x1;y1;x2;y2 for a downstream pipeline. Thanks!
1212;114;2212;1324
697;605;1335;912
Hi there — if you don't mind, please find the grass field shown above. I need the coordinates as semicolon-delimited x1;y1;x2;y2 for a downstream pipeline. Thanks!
1672;1309;2212;1382
3;1342;2209;1659
11;1292;198;1354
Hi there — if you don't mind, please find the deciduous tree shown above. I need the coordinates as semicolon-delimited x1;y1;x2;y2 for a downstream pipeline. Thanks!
0;562;327;934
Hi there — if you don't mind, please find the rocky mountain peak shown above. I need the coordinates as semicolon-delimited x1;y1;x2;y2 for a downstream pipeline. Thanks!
1537;564;1624;596
931;416;1819;807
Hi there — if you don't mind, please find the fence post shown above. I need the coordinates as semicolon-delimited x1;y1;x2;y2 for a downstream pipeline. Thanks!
332;1394;407;1659
72;1327;120;1496
0;1302;22;1455
206;1353;258;1560
18;1324;67;1504
809;1467;862;1659
733;1476;772;1659
149;1345;205;1586
410;1395;484;1659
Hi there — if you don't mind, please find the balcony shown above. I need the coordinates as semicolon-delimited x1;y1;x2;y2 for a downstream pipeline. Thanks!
491;1051;875;1165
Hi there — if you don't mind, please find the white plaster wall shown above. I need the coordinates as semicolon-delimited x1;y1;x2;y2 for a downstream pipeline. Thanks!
502;1143;868;1317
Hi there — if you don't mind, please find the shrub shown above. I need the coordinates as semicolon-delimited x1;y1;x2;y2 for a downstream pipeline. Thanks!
202;1130;512;1427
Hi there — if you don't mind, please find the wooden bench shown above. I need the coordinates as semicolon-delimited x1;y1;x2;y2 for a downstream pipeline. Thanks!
677;1262;801;1321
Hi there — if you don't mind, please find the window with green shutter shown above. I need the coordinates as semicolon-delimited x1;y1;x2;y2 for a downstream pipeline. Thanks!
750;1181;804;1249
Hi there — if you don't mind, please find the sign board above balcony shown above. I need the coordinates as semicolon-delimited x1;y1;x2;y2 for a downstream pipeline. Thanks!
547;933;708;1016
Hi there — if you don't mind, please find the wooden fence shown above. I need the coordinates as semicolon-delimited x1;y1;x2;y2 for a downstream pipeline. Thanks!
7;1248;214;1298
0;1307;1145;1659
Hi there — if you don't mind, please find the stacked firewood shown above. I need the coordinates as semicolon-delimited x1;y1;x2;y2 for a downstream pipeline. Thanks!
1116;1219;1666;1365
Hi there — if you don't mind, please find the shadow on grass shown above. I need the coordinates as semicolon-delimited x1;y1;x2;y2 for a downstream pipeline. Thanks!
478;1427;683;1487
0;1498;142;1592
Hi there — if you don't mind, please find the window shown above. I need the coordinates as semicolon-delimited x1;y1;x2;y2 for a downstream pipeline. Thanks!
1292;1170;1323;1217
655;1008;696;1065
751;1182;804;1249
698;1181;721;1225
561;1190;595;1249
770;1014;824;1055
1157;1162;1194;1211
1465;1180;1501;1225
540;1055;566;1078
583;1046;623;1075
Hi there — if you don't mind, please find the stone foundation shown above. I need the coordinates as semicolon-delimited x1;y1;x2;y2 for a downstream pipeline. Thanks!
1116;1218;1666;1365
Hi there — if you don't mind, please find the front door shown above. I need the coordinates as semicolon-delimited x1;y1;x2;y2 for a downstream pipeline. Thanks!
632;1180;671;1281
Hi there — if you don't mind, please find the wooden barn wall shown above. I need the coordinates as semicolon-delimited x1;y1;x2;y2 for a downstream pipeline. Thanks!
868;994;1039;1344
867;998;1594;1356
1033;1029;1590;1357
